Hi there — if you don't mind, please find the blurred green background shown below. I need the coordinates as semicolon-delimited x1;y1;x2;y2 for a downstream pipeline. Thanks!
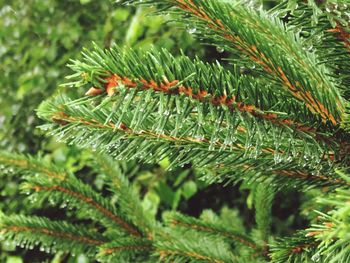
0;1;307;262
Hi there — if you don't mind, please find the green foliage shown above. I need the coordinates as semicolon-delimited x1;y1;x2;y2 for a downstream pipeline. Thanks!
0;0;200;152
127;0;346;125
1;0;350;262
38;45;348;189
163;211;257;252
254;183;275;243
0;152;266;262
270;171;350;263
270;0;350;130
0;1;203;260
0;214;106;256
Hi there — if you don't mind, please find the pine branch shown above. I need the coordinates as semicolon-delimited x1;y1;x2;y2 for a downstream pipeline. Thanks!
0;214;106;256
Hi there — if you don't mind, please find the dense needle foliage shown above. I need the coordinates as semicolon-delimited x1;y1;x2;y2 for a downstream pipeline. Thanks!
1;0;349;262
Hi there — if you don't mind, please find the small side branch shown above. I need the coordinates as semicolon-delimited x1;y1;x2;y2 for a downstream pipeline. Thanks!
158;249;225;263
1;226;104;246
0;153;66;180
170;219;257;249
31;184;141;237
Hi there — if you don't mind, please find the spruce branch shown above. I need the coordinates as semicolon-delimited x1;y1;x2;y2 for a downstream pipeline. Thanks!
0;151;66;180
4;1;350;262
92;71;340;143
97;238;152;262
269;231;319;263
94;155;155;238
269;0;350;131
22;172;143;237
0;151;259;262
155;229;236;263
305;171;350;263
254;183;275;244
126;0;346;126
70;42;345;147
164;212;257;250
66;42;349;151
37;94;349;189
0;152;144;237
0;214;106;256
37;44;350;188
270;170;350;262
69;43;349;155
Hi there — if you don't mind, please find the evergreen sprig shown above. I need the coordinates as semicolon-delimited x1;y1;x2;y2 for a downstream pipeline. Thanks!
0;152;268;262
272;1;350;86
269;170;350;263
154;229;237;263
269;0;350;130
0;214;106;256
38;93;348;189
164;211;257;250
0;151;67;180
21;173;143;237
37;44;349;189
125;0;346;127
93;155;155;238
3;0;350;262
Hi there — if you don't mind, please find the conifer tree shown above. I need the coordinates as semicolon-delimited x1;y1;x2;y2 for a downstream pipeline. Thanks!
1;0;350;262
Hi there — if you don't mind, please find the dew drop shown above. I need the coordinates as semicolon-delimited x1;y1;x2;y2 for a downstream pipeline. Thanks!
187;26;197;34
216;46;225;53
